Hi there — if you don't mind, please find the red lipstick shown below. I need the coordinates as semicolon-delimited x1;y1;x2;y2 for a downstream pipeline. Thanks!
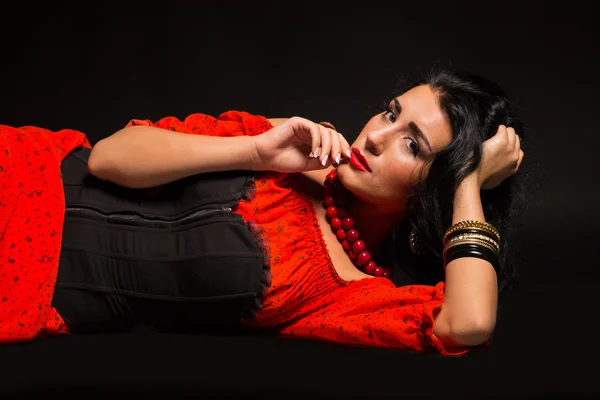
350;147;371;172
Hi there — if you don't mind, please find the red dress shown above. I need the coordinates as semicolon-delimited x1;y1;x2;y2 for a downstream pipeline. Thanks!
0;111;467;356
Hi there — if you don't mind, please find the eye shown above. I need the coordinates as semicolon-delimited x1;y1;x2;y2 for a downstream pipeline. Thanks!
383;108;397;123
406;137;420;156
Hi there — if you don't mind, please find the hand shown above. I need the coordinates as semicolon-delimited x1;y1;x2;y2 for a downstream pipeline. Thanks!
251;116;351;173
476;125;524;190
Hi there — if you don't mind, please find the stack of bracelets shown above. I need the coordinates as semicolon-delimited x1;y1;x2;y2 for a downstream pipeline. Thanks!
442;220;500;271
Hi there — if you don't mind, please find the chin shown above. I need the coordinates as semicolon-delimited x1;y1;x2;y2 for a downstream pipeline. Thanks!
336;164;369;199
334;163;352;184
337;165;408;210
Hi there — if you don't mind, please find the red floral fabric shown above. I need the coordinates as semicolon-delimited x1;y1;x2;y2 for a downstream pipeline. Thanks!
0;111;467;355
0;124;90;342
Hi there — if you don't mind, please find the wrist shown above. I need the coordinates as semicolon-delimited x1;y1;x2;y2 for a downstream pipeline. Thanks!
186;135;263;174
452;173;485;224
461;172;481;190
244;135;266;171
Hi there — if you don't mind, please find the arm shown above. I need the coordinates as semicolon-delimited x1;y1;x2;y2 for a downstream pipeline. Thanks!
267;118;289;127
88;115;348;189
88;125;260;189
433;124;523;348
433;173;498;347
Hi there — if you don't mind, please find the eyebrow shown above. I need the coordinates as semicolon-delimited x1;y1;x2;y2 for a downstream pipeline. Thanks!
393;98;433;152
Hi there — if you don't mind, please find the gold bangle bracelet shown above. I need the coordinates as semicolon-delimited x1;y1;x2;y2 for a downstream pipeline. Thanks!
443;232;499;252
444;229;500;249
444;221;500;243
445;219;500;237
445;220;499;238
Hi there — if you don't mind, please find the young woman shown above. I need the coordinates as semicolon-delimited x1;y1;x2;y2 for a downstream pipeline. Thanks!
0;67;528;356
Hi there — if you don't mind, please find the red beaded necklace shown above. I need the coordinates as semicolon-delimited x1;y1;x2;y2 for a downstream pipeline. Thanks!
323;168;392;278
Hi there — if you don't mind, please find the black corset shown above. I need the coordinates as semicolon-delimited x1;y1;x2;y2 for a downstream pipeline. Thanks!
52;146;270;334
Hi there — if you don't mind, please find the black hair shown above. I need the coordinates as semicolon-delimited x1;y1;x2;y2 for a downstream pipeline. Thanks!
384;66;539;293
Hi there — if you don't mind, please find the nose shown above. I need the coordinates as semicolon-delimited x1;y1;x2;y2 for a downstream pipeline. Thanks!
365;128;387;156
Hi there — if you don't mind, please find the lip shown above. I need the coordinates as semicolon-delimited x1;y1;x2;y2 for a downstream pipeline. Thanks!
350;147;371;172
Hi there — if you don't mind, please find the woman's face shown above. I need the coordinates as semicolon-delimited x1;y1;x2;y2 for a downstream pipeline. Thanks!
337;84;453;212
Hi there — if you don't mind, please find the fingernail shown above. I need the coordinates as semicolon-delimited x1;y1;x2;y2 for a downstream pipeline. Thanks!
314;147;321;158
321;154;328;166
309;152;314;158
335;153;341;164
345;149;351;158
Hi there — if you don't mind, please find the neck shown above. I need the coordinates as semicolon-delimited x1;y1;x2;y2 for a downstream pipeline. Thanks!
345;198;405;257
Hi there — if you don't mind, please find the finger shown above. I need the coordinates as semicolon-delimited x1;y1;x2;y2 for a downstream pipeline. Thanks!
319;121;336;131
329;128;342;165
308;121;322;158
319;124;332;166
506;126;517;146
338;132;352;159
489;124;507;146
517;149;525;169
496;124;507;136
515;132;521;151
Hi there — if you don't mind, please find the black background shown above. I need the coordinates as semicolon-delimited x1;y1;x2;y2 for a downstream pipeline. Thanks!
1;1;598;397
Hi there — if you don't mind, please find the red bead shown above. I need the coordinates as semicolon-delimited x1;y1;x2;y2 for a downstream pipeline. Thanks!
357;251;371;266
364;261;376;274
348;251;357;260
382;269;391;278
331;217;342;230
336;229;347;240
326;169;337;181
352;240;365;253
337;209;348;218
342;217;354;229
373;267;384;277
342;240;352;251
326;206;338;218
346;229;359;242
323;185;334;195
324;195;336;207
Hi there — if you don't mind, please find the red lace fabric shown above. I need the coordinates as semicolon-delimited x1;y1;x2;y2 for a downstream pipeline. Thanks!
0;111;468;355
235;172;463;354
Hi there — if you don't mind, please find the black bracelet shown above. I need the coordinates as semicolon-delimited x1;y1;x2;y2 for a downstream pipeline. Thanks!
443;243;499;271
444;228;499;245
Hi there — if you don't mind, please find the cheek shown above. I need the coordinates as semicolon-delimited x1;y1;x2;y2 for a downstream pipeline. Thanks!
382;157;419;186
374;159;420;200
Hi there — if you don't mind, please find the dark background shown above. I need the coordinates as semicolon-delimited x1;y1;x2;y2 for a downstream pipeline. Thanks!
1;1;597;284
1;1;598;397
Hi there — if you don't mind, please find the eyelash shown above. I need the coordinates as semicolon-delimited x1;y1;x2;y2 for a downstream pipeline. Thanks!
383;106;420;157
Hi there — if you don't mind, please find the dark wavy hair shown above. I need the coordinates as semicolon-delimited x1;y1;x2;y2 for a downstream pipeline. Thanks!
384;66;538;293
